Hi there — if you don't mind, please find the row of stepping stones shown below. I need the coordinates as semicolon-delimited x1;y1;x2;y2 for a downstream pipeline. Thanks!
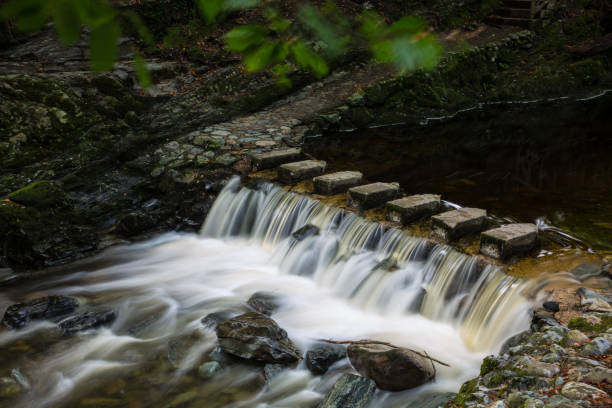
250;148;538;261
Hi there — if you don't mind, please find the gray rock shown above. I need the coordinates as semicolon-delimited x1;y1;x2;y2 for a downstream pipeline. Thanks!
410;392;457;408
292;224;320;241
347;182;400;211
523;398;544;408
278;160;327;184
431;208;487;242
246;292;281;316
214;153;238;166
544;395;579;408
561;381;607;400
313;171;363;195
480;223;538;259
250;148;301;170
58;310;116;334
347;343;435;391
2;295;79;329
565;330;589;346
572;264;602;280
582;337;611;356
305;343;347;375
318;373;376;408
215;312;300;364
543;301;560;313
513;356;559;378
541;352;560;363
583;366;612;383
10;369;30;390
386;194;441;224
577;288;611;312
263;363;285;382
198;361;223;380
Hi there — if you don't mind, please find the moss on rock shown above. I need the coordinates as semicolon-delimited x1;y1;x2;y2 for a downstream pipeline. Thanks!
7;181;68;209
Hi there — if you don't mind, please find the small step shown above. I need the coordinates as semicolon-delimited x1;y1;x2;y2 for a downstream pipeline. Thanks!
494;7;531;19
431;208;487;242
480;223;538;260
486;16;532;28
503;0;533;9
278;160;327;184
250;148;302;170
347;182;399;211
386;194;441;225
313;171;363;195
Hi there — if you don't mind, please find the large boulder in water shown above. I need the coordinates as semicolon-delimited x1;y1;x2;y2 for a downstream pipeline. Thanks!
318;373;376;408
2;296;79;329
215;312;300;364
347;343;435;391
306;342;347;375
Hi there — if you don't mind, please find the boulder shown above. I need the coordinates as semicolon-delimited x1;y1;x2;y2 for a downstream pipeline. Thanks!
347;343;435;391
561;381;607;400
2;295;79;329
318;373;376;408
215;312;300;364
247;292;281;316
58;310;116;334
201;310;235;329
542;301;560;313
581;337;611;356
305;343;347;375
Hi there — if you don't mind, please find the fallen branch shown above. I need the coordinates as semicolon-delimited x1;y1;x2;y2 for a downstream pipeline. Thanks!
320;338;451;367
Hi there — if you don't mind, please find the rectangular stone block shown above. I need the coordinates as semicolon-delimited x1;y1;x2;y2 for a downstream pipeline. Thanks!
313;171;363;195
431;208;487;242
480;223;538;260
250;148;301;170
347;182;399;211
278;160;327;184
386;194;441;224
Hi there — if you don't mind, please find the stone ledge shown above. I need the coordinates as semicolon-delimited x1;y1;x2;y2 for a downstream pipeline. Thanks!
386;194;441;225
431;208;487;242
278;160;327;184
347;182;399;211
313;171;363;195
480;223;538;260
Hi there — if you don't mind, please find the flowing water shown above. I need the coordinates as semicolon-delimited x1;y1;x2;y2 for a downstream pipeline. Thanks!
0;178;560;408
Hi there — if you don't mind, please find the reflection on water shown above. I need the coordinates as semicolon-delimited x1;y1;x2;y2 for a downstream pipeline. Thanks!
305;92;612;249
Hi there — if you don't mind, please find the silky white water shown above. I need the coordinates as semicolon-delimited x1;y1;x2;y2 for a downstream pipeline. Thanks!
0;178;546;408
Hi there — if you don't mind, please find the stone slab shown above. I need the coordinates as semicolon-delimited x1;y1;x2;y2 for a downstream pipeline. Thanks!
347;182;399;211
318;373;376;408
250;148;301;170
313;171;363;195
480;223;538;259
431;208;487;242
386;194;441;224
277;160;327;184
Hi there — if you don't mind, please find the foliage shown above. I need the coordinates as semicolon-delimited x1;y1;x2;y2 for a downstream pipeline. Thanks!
1;0;441;87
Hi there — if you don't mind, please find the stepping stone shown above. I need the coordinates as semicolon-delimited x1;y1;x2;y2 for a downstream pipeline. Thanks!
313;171;363;195
480;223;538;260
278;160;327;184
431;208;487;242
386;194;441;224
250;148;301;170
347;182;399;211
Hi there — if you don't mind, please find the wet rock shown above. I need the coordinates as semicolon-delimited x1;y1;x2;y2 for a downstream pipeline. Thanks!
0;377;21;398
347;182;399;211
277;160;327;184
501;330;531;354
10;369;30;390
386;194;441;225
250;148;302;170
208;346;237;366
246;292;281;316
561;381;607;400
412;392;457;408
318;373;376;408
305;342;347;375
201;310;235;329
58;310;117;334
114;212;155;237
542;301;560;313
432;208;487;242
577;288;611;312
215;312;300;364
2;295;79;329
572;264;602;280
513;356;559;378
263;363;284;382
581;336;611;356
198;361;223;380
480;223;538;260
7;180;69;209
313;171;363;195
347;343;435;391
291;224;320;241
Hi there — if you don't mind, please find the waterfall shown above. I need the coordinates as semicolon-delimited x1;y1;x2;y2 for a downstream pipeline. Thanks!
202;177;537;350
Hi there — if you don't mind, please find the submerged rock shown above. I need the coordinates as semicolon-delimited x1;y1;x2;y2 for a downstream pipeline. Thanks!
263;363;285;382
58;310;116;334
215;312;300;364
291;224;320;241
246;292;281;316
2;296;79;329
305;342;347;375
318;373;376;408
201;310;235;329
198;361;223;380
347;343;435;391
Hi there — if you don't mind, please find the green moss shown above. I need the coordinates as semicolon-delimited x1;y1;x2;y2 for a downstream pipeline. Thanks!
7;181;68;208
480;355;500;376
568;315;612;332
446;377;479;407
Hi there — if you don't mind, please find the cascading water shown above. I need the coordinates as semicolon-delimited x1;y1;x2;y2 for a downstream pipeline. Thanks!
0;177;547;408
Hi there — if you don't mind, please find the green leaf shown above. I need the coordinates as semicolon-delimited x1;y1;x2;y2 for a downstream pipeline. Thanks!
243;42;276;71
197;0;223;23
134;53;152;89
225;24;267;52
224;0;260;10
1;0;50;32
275;75;291;88
291;42;328;78
54;0;81;45
358;11;384;39
89;21;119;71
298;3;347;57
388;16;427;36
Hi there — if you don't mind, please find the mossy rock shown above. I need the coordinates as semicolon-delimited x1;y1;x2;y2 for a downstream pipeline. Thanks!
480;355;500;376
568;315;612;332
7;181;68;208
